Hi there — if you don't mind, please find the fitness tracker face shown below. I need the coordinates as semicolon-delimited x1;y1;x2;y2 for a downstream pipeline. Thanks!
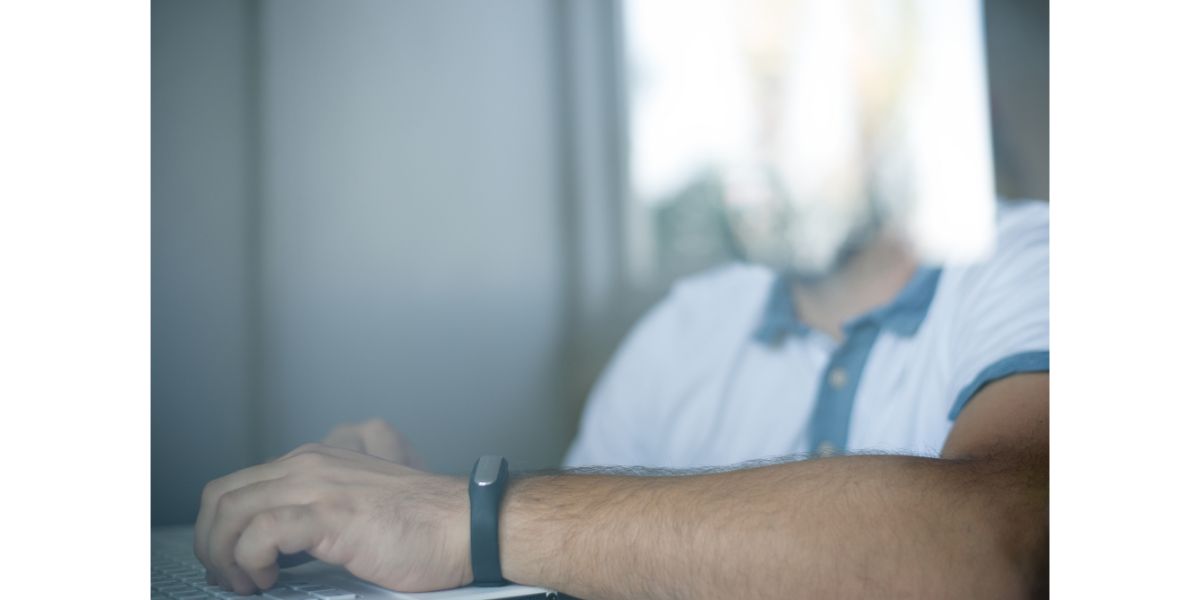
473;456;505;487
468;455;509;586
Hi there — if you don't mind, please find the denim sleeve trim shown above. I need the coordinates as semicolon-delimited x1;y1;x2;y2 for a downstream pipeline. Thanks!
948;350;1049;420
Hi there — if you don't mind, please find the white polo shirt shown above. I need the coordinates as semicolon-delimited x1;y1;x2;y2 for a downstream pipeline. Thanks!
565;200;1049;468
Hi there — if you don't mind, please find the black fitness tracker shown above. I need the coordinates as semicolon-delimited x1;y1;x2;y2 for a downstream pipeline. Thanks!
468;455;509;586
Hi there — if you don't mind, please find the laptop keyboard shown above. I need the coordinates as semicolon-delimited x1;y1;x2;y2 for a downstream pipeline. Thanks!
152;545;358;600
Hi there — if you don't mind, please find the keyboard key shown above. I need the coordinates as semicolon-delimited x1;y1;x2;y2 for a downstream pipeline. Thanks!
308;588;357;600
262;588;314;600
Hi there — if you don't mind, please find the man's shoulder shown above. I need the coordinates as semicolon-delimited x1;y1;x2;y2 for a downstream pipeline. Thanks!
994;198;1048;242
667;262;775;323
648;262;775;348
944;199;1048;284
667;262;775;312
933;199;1048;335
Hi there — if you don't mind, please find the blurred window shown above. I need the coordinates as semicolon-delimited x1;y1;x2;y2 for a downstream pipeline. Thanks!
622;0;997;285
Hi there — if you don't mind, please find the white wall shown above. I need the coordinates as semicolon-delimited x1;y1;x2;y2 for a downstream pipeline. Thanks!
258;0;573;474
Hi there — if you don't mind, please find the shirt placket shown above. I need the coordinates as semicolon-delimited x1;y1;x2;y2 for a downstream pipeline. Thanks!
807;322;882;457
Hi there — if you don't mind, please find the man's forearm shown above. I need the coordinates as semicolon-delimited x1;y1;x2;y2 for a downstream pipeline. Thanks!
497;453;1047;599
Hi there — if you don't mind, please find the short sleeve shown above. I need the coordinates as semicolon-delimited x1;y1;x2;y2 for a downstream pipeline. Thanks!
562;294;680;468
946;201;1050;420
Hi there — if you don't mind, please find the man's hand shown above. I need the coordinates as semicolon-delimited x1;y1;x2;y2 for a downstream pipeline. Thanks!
321;418;421;467
193;444;470;595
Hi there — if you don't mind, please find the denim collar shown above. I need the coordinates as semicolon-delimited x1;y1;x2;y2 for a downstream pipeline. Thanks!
752;266;942;344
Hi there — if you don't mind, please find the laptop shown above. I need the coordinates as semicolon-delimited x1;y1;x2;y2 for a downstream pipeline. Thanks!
152;526;557;600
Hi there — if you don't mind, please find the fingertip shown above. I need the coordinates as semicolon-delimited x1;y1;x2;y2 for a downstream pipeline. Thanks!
219;566;259;596
246;563;279;592
231;573;259;596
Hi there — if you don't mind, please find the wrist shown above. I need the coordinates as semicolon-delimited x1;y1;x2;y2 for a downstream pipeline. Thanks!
498;472;693;596
435;474;476;589
497;475;557;586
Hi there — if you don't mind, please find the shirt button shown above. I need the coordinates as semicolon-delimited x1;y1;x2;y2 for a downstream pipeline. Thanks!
827;367;848;389
816;441;838;457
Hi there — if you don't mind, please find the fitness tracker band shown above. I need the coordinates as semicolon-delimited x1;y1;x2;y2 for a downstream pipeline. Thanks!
468;455;509;586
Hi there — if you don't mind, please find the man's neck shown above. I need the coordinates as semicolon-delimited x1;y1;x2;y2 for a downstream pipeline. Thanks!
790;231;917;342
